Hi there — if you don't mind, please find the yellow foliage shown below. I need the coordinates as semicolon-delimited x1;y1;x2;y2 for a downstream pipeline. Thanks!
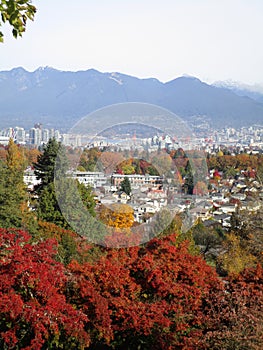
6;138;25;172
218;233;256;275
99;203;134;229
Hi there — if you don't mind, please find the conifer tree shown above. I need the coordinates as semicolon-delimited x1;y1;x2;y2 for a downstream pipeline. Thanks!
34;138;66;192
184;160;194;194
33;138;70;227
120;177;132;196
34;138;96;229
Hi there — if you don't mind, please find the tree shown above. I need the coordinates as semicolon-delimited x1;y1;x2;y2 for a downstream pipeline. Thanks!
33;138;97;231
33;139;70;227
184;160;194;194
217;232;256;276
191;222;224;267
23;147;41;166
120;176;131;196
99;151;124;174
193;180;208;196
68;233;221;349
228;207;263;266
36;182;67;227
37;177;97;230
35;221;101;266
202;264;263;350
79;147;101;172
99;203;134;229
54;177;98;235
6;137;25;172
0;139;27;228
0;228;89;349
0;0;36;42
256;156;263;186
34;138;67;193
151;153;172;176
116;158;136;175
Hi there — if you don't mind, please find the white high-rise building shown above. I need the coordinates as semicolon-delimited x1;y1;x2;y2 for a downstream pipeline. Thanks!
42;129;50;143
15;127;26;144
29;127;42;146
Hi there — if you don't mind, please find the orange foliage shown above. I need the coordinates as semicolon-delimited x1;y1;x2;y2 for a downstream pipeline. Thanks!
99;203;134;229
24;147;41;165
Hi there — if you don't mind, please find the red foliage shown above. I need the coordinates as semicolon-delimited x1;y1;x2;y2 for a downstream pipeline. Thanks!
68;233;220;349
201;264;263;349
0;228;89;349
213;169;221;180
3;227;259;349
129;235;221;349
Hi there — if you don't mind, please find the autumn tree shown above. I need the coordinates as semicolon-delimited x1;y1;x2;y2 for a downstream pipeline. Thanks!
0;146;7;161
23;147;41;166
35;221;102;266
228;207;263;266
150;153;172;176
99;203;134;229
202;264;263;350
116;158;136;175
0;138;27;228
68;233;221;349
99;151;124;174
193;180;209;196
0;228;89;349
217;232;256;276
0;0;36;42
79;147;101;172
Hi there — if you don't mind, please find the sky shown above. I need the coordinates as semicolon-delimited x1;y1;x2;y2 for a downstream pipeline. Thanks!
0;0;263;87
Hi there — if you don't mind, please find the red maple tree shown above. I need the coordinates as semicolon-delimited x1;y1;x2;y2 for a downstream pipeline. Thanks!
0;228;89;349
68;233;221;349
201;264;263;349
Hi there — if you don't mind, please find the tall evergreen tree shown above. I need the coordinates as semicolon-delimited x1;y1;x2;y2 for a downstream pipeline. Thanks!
34;138;67;192
184;160;194;195
33;138;96;229
33;138;69;227
120;177;132;196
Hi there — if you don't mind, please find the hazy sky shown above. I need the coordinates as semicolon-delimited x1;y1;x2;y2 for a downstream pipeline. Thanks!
1;0;262;86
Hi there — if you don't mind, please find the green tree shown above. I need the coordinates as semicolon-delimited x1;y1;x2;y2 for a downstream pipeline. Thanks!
0;0;36;42
33;139;69;226
192;222;224;265
184;160;194;194
78;182;96;217
34;138;67;192
34;138;96;229
120;177;131;196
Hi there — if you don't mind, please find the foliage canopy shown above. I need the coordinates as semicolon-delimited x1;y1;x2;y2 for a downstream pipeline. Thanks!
0;0;36;42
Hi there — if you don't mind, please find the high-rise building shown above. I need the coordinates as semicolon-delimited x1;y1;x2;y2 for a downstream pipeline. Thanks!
15;127;26;144
29;127;42;146
42;129;50;143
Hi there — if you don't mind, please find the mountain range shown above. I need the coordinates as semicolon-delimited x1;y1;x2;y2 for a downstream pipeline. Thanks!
0;67;262;131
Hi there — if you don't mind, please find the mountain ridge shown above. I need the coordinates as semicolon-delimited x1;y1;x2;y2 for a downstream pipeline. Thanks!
0;67;262;131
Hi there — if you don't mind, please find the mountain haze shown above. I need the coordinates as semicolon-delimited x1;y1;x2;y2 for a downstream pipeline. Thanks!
0;67;262;130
